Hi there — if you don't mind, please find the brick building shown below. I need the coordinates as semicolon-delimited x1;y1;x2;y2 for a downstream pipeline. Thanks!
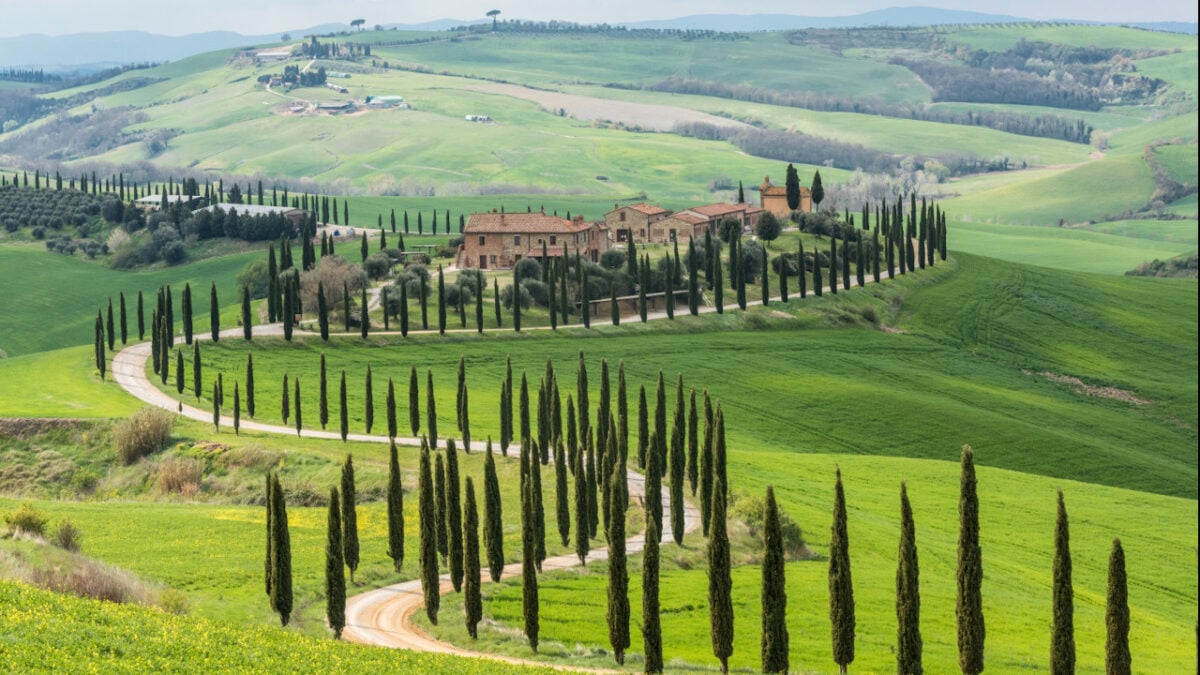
604;203;671;243
677;202;765;237
648;212;708;244
759;175;811;217
459;211;609;270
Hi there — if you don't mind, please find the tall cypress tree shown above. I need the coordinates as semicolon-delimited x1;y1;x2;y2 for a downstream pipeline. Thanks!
210;283;220;341
364;365;374;434
137;290;145;340
700;391;715;535
830;467;855;675
182;284;193;345
400;281;410;337
341;455;360;582
829;236;839;295
643;423;664;674
637;385;649;470
957;445;985;675
360;286;369;338
409;366;420;436
574;450;590;564
294;376;302;436
555;440;570;547
427;369;438;450
687;387;699;496
233;381;241;435
339;371;349;442
607;463;630;666
435;453;448;564
119;292;128;344
762;485;789;674
897;482;923;675
812;240;823;297
708;476;733;674
464;477;482;639
1051;490;1075;675
669;374;686;545
1105;538;1131;675
269;474;293;626
265;476;274;599
387;441;404;571
319;354;329;430
241;286;253;341
325;486;346;639
437;266;447;335
318;281;329;340
585;433;599;538
483;440;505;582
446;439;464;592
418;442;440;624
522;479;540;653
386;377;397;440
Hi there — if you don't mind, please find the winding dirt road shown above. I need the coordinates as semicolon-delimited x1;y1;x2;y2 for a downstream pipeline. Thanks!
111;255;912;668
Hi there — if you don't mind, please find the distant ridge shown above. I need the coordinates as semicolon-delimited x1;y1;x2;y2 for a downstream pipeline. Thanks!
621;7;1029;31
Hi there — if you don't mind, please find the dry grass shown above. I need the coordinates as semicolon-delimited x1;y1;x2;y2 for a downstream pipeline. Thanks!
113;407;174;464
155;457;203;495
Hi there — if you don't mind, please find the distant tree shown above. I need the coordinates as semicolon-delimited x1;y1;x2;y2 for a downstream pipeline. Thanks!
785;163;801;211
830;467;855;674
386;377;397;439
957;445;985;675
483;441;505;581
811;170;825;210
708;476;733;674
242;286;252;341
175;349;184;396
294;376;302;437
318;281;329;341
1051;490;1075;675
1105;538;1131;675
756;211;782;246
339;371;349;442
463;476;482;639
360;286;369;338
280;373;288;423
364;365;374;434
896;482;923;675
418;443;440;624
737;180;745;203
210;283;220;342
181;284;193;345
487;9;501;30
319;354;329;430
409;366;420;436
233;381;241;435
426;369;438;450
350;18;366;31
269;474;293;626
325;486;346;639
762;485;789;674
386;441;404;571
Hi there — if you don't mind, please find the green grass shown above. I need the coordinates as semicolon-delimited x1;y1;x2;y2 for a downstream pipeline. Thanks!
1136;51;1200;99
0;345;139;417
164;254;1197;498
947;219;1197;273
945;24;1198;51
0;580;557;674
1163;193;1198;216
0;246;259;358
1154;143;1199;185
426;453;1197;674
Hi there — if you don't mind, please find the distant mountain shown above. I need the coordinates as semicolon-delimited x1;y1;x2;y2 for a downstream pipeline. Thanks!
621;7;1029;31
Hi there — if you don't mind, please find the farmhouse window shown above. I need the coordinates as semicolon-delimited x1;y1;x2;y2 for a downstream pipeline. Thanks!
479;236;486;245
490;255;497;265
550;235;557;245
619;212;626;222
669;229;676;242
514;235;521;245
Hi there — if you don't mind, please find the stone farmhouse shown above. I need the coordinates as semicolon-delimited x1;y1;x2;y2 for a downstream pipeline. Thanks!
458;211;610;270
604;201;765;245
759;175;812;217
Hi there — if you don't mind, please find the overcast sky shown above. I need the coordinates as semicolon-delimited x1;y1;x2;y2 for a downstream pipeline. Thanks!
1;0;1195;37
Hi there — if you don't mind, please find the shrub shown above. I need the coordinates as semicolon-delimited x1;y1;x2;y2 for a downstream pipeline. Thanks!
500;282;532;310
730;491;808;559
27;559;147;604
159;588;190;615
4;502;48;536
363;253;391;280
113;407;174;464
513;257;542;281
600;249;626;270
156;457;204;495
51;519;83;552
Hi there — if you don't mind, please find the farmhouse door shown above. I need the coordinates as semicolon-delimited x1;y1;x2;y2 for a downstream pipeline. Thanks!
479;255;488;269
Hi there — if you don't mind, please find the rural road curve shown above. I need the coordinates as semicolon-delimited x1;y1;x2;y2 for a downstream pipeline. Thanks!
111;253;913;668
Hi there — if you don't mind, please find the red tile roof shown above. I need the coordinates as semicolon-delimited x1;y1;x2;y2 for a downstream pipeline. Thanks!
683;202;764;219
464;212;592;235
664;212;708;225
626;203;670;216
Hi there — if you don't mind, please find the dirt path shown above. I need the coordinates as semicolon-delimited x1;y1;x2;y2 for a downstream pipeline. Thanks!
467;83;749;133
111;252;918;667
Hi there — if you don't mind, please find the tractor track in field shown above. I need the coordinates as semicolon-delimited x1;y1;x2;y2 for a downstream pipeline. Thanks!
110;248;920;669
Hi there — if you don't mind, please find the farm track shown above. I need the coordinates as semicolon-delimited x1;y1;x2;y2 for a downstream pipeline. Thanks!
111;250;920;668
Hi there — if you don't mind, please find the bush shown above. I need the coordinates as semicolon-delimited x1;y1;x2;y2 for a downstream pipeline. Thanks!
363;253;391;280
159;588;190;615
113;407;175;464
51;519;83;552
600;249;626;270
236;259;270;299
513;257;542;282
500;282;533;310
4;502;48;536
156;457;204;495
730;491;808;560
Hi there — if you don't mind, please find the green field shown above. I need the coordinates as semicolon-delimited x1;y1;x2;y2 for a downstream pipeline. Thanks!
0;580;556;674
946;24;1198;51
1154;142;1199;185
424;453;1196;673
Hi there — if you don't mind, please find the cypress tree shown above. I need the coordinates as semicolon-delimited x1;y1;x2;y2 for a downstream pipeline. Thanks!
785;163;801;210
265;476;274;598
897;482;923;675
813;242;823;296
957;445;985;675
687;387;699;496
342;455;360;582
437;266;447;335
798;240;808;298
182;284;193;345
642;418;664;674
688;238;700;315
607;463;630;666
566;396;579;470
319;354;329;430
830;467;855;675
325;486;346;639
761;249;770;305
531;439;546;568
318;281;329;340
210;283;220;341
364;365;374;434
282;277;294;341
456;355;467;433
245;353;255;417
713;404;728;516
137;291;145;340
387;441;404;571
400;281;409;337
233;381;241;435
409;366;420;436
856;235;866;288
779;251;789;303
212;381;220;430
521;475;540;653
427;369;438;450
242;286;253;341
446;439;464;593
762;485;789;674
294;376;302;437
830;236;839;294
418;442;440;624
339;371;349;442
464;477;482;639
669;375;686;545
386;377;397;439
842;230;852;291
700;391;714;535
708;476;733;674
494;278;502;328
586;433;599;538
555;439;570;546
118;292;128;344
435;453;448;564
475;273;485;333
573;449;590;564
175;350;185;396
519;372;531;447
269;474;293;626
483;440;505;581
1105;538;1131;675
1051;490;1075;675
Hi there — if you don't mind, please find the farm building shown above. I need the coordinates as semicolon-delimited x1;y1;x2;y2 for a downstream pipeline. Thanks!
759;175;812;216
605;203;670;243
193;203;308;227
458;210;609;270
464;114;493;123
365;95;408;109
135;194;203;211
316;100;355;112
256;48;293;62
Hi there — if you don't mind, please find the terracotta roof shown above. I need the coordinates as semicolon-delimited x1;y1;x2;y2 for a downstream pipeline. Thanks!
684;202;764;219
760;176;810;197
624;203;669;216
464;212;592;235
663;212;707;225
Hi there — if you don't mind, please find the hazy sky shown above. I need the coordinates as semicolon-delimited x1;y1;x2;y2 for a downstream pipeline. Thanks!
2;0;1196;37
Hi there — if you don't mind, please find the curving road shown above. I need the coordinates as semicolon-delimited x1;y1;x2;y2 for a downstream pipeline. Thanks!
111;255;915;668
